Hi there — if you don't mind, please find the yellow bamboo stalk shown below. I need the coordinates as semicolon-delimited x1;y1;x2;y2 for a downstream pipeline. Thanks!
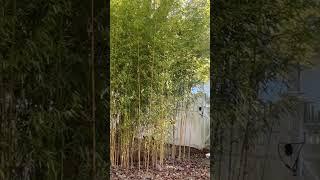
144;137;147;168
110;128;114;165
172;114;176;161
147;136;150;171
183;109;187;160
137;41;141;171
178;109;183;160
188;124;191;160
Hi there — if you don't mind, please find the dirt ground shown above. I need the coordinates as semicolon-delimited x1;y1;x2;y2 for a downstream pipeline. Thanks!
111;148;210;180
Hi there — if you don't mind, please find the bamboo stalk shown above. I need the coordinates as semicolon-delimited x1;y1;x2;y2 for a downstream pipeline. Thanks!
137;41;141;171
130;135;134;167
147;136;150;171
242;145;249;180
188;111;191;160
178;107;183;160
237;121;249;180
144;137;147;168
218;130;223;180
155;141;158;167
227;119;234;180
183;105;187;160
172;102;178;161
90;0;96;176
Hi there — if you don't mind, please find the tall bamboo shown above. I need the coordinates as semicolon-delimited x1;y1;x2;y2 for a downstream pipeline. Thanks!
137;41;141;171
90;0;96;177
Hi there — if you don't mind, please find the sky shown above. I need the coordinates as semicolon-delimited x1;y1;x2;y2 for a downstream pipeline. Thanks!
260;61;320;112
259;80;287;102
191;80;210;96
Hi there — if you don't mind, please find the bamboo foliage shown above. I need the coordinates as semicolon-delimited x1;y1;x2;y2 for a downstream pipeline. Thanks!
0;0;109;179
110;0;209;169
211;0;320;179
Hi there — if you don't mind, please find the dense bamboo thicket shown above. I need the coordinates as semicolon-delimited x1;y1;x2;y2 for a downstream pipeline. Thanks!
0;0;109;179
110;0;209;169
211;0;320;179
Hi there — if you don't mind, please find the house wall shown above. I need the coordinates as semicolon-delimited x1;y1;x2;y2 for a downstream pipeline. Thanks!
214;103;305;180
215;55;320;180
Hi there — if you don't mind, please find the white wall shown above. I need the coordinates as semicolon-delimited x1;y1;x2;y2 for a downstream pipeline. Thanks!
168;94;210;149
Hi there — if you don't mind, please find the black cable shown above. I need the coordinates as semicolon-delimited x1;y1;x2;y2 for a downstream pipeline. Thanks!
278;142;305;176
278;143;292;171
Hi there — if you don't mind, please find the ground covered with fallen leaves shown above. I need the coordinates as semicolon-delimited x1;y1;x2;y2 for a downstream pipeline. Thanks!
111;148;209;180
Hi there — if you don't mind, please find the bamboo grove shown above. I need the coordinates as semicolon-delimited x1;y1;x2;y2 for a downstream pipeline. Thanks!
110;0;209;170
1;0;109;179
211;0;320;180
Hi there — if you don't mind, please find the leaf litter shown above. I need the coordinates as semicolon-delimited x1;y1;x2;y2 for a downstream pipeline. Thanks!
111;149;209;180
